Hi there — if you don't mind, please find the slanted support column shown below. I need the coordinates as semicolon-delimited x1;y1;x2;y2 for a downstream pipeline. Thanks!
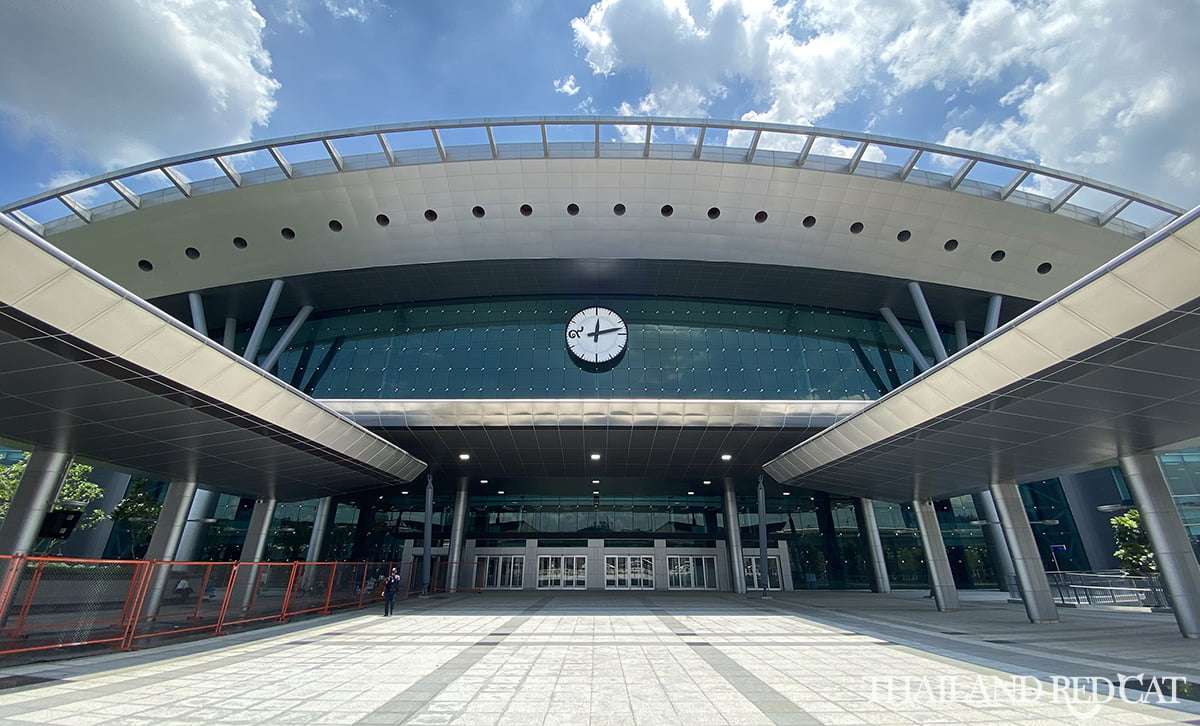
984;295;1003;334
141;479;199;617
990;480;1059;624
0;449;71;620
954;320;968;353
756;475;769;596
187;293;208;336
971;491;1016;591
723;480;746;594
243;279;284;363
907;281;948;362
222;317;238;349
0;449;71;557
445;478;470;591
240;498;277;564
234;497;277;610
912;498;959;611
422;474;434;596
855;498;891;593
880;308;930;372
1119;453;1200;638
175;488;219;562
305;497;334;563
260;305;314;370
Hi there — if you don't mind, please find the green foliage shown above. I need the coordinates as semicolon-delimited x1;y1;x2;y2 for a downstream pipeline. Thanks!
0;459;106;530
111;480;163;554
1111;508;1156;576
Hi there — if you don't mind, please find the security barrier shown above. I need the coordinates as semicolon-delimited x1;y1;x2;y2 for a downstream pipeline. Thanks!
0;555;410;658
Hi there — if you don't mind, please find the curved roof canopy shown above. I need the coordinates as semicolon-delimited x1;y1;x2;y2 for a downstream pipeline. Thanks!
2;117;1182;322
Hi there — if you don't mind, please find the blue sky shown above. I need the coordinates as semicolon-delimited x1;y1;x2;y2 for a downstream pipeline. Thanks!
1;0;1198;210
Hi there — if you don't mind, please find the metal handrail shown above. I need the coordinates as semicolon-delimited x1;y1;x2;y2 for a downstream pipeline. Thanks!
1;116;1182;237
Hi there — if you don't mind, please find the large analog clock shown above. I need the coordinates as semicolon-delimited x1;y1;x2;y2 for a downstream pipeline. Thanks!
566;307;628;365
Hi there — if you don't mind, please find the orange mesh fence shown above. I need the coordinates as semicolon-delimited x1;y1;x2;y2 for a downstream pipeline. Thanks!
0;557;419;659
0;555;148;656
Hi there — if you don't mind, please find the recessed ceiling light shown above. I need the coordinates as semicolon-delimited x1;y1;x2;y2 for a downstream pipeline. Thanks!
687;491;695;495
592;490;600;495
590;453;601;460
703;480;712;485
459;453;470;460
720;454;732;461
592;479;600;484
401;491;409;495
480;479;489;484
497;490;505;494
783;491;791;496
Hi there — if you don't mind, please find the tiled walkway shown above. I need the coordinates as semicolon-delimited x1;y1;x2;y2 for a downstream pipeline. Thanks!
1;590;1199;725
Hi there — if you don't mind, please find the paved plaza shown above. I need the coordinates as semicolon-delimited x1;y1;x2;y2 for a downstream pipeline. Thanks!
1;589;1199;725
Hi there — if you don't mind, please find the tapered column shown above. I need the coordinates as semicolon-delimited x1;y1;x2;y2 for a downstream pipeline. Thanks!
422;474;434;596
990;480;1058;624
723;480;746;594
305;497;334;563
855;498;891;593
1119;453;1200;638
175;488;219;562
912;498;959;611
445;478;470;591
58;469;131;559
0;449;71;621
240;498;277;563
141;479;199;617
756;476;769;595
972;491;1016;591
243;279;284;363
235;497;277;609
0;449;71;557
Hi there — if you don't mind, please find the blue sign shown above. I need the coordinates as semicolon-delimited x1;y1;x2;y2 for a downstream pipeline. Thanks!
1050;544;1068;552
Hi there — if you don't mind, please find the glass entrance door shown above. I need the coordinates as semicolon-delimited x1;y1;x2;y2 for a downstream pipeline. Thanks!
480;555;524;589
667;556;718;589
743;555;782;590
537;555;587;589
605;555;654;590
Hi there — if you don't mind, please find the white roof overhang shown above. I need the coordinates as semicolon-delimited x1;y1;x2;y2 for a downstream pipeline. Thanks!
764;205;1200;502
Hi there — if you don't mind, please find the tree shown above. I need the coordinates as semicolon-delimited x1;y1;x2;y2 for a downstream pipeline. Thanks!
110;481;163;559
1111;508;1156;576
0;459;106;530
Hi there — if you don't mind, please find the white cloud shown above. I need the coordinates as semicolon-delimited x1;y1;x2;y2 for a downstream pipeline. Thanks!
0;0;280;179
554;75;582;96
321;0;377;22
571;0;1200;206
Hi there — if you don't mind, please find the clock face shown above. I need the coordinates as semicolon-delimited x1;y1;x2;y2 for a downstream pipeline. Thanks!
566;307;628;364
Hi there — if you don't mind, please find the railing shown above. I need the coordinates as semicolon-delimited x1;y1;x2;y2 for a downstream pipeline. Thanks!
0;116;1182;239
0;554;412;659
1006;570;1170;609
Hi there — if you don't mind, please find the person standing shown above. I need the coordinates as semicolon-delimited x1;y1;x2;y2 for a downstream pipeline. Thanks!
382;568;401;616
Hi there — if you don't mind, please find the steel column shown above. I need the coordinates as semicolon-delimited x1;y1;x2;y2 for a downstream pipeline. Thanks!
756;475;769;596
243;279;284;363
141;479;199;617
1119;453;1200;638
0;448;71;557
235;497;277;610
305;497;334;563
912;498;959;611
856;498;891;594
984;295;1003;334
422;473;434;596
907;281;948;362
989;480;1059;623
445;478;470;591
175;488;219;562
880;307;931;372
723;480;746;594
187;293;208;336
259;305;313;370
971;491;1016;592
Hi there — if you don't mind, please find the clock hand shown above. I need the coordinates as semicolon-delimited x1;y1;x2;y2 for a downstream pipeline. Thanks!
589;318;601;342
595;327;623;336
